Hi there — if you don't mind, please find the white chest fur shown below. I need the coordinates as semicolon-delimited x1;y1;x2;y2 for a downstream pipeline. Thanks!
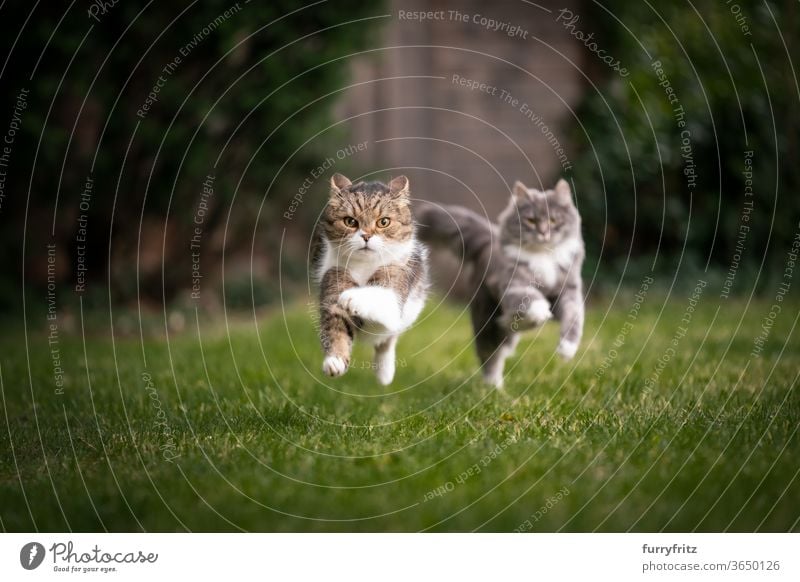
337;254;379;286
318;238;414;285
504;238;581;289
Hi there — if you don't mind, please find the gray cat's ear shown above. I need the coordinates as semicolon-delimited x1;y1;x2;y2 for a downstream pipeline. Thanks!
389;175;410;197
330;173;352;195
554;178;573;204
512;180;529;201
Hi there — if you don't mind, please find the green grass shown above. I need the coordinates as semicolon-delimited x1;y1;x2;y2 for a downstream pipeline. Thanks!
1;293;799;532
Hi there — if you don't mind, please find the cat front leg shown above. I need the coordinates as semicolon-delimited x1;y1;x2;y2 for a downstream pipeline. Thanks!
320;268;358;376
337;287;403;332
337;262;419;333
501;284;552;330
553;282;584;360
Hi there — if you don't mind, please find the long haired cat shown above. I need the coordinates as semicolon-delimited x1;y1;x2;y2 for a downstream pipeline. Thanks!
417;179;584;387
312;173;429;385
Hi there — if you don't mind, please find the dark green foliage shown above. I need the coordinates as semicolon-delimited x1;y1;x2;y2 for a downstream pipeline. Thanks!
571;1;799;286
0;1;384;307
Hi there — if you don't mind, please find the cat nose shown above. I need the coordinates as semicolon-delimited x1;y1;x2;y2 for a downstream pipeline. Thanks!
361;232;372;242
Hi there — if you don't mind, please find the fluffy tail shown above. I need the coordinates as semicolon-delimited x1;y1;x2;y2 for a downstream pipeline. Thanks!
415;203;498;264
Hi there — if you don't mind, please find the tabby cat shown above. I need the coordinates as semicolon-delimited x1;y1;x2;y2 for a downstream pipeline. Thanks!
313;173;429;385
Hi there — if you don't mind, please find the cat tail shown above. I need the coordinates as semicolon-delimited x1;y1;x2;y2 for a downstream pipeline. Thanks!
416;203;498;265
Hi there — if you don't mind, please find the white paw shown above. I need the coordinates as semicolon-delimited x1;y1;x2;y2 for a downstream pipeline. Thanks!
338;289;368;317
557;339;579;360
322;355;348;377
375;358;395;385
338;288;402;331
483;371;504;389
525;299;552;326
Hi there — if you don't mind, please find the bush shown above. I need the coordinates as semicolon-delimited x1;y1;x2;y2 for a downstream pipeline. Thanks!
0;1;384;309
570;0;799;288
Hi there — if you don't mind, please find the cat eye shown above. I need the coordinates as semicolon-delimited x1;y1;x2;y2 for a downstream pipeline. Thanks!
343;216;358;228
550;217;557;225
377;217;391;228
525;217;537;225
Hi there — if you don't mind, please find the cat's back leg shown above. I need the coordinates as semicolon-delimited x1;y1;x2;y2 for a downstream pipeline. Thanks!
470;286;515;388
373;335;398;385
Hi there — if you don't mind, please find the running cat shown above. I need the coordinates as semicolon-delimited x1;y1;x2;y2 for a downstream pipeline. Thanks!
313;173;429;385
417;179;584;387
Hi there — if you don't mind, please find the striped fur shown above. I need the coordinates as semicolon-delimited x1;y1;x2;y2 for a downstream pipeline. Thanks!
312;174;429;384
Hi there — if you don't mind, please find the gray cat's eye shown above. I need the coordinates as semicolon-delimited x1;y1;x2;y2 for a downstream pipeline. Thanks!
377;217;391;228
343;216;358;228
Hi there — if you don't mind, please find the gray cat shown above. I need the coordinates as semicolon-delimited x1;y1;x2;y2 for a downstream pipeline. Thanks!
417;179;584;387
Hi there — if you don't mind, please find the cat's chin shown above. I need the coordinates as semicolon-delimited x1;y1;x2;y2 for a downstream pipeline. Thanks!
349;248;382;263
341;245;380;259
522;239;561;251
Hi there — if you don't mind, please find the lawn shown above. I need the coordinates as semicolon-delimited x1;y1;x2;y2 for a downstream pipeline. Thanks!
1;291;799;532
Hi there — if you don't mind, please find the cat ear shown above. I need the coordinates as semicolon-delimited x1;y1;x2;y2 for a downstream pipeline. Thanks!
330;173;352;196
512;180;529;201
553;178;573;204
389;175;410;197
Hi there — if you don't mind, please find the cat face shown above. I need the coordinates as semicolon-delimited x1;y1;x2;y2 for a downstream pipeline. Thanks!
322;173;414;260
499;179;580;248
